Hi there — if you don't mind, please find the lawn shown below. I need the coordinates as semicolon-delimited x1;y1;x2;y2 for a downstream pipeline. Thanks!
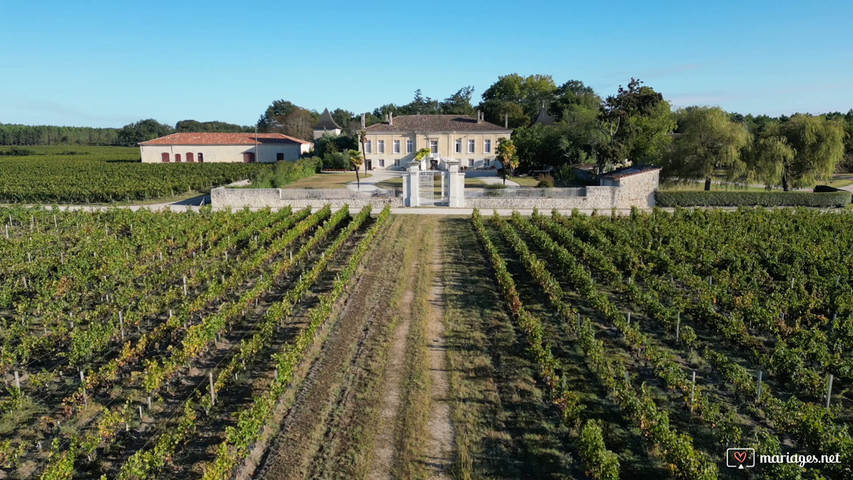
279;172;369;189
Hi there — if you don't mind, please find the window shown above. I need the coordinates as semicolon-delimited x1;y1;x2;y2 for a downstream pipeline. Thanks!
186;152;194;163
394;159;401;167
429;140;438;154
379;159;385;167
243;152;255;163
161;152;170;162
484;139;491;153
366;140;372;153
468;159;474;168
175;153;182;163
276;153;284;161
378;140;385;153
406;139;413;153
455;139;462;153
393;140;400;153
468;139;475;153
197;152;204;163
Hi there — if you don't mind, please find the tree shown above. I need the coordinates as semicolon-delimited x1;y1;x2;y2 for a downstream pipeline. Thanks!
598;78;675;169
117;119;174;146
496;138;519;184
746;133;794;189
776;115;845;190
479;74;557;127
440;86;476;115
257;100;318;140
349;149;364;190
663;107;751;190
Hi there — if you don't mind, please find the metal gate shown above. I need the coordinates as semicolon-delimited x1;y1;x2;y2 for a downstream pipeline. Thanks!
418;171;449;206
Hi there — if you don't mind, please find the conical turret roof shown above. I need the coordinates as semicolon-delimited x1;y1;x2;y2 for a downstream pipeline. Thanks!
314;108;342;130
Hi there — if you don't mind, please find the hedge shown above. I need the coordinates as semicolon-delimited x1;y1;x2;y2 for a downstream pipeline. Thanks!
655;190;851;208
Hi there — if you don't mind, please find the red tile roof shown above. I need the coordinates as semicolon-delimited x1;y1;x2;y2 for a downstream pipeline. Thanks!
364;115;511;133
139;132;310;146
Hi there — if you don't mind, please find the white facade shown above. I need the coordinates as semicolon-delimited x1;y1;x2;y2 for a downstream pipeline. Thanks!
140;143;309;164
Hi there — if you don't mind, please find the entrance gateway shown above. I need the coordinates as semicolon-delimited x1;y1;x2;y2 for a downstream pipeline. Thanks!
402;158;464;207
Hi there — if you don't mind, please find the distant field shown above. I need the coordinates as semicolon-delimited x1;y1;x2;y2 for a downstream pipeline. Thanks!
0;146;266;203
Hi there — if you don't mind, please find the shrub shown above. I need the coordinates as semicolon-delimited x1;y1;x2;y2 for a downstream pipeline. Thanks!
484;183;507;190
536;174;555;188
654;190;850;208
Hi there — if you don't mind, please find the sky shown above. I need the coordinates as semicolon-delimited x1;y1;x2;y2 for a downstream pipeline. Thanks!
2;0;852;128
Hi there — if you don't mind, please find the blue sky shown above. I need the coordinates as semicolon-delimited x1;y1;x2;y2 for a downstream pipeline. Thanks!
2;0;852;128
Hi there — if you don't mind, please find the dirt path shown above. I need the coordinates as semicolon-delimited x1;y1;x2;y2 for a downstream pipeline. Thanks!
423;221;455;478
367;277;416;480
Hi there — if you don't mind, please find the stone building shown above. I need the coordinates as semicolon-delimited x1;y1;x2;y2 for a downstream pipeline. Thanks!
360;112;512;171
313;108;342;139
139;132;312;163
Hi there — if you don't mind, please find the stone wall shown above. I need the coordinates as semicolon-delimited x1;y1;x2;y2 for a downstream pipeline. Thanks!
210;187;403;210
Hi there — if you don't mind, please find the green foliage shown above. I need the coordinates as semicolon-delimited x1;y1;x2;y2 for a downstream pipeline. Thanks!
250;157;321;188
578;421;620;480
321;151;352;170
479;73;557;127
536;174;555;188
0;146;266;203
256;100;318;141
599;78;675;167
654;190;850;207
175;120;249;133
0;123;119;146
414;148;431;162
117;119;174;146
314;134;357;158
663;106;752;187
496;138;518;183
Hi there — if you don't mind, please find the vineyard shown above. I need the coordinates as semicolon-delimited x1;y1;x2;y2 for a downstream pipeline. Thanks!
2;203;853;480
0;204;389;479
0;147;266;203
466;207;853;479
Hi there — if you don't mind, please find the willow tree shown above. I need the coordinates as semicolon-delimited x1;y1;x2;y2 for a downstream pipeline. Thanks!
663;106;751;190
776;115;845;190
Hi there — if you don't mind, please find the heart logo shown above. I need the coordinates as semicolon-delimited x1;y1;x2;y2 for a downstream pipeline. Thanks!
733;451;747;464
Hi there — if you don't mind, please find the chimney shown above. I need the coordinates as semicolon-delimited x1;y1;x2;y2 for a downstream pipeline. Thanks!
477;110;482;124
361;113;366;129
389;112;393;125
504;113;509;129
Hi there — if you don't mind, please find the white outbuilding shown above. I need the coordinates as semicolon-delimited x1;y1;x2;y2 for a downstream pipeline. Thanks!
139;132;312;163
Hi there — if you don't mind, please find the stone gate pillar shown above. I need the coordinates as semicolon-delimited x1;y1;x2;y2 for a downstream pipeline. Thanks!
405;162;420;207
445;160;465;207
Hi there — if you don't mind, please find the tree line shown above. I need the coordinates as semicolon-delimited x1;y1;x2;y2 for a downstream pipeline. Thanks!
0;119;252;146
263;74;850;190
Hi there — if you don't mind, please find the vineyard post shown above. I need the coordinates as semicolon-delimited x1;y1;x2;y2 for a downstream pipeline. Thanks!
30;215;34;231
757;371;762;403
147;396;152;410
676;313;681;341
827;374;834;409
183;276;187;297
627;312;631;326
53;215;57;228
708;276;712;286
14;370;20;390
225;251;228;261
119;311;124;340
690;371;696;413
790;277;794;289
209;372;215;405
80;370;87;405
138;405;143;420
